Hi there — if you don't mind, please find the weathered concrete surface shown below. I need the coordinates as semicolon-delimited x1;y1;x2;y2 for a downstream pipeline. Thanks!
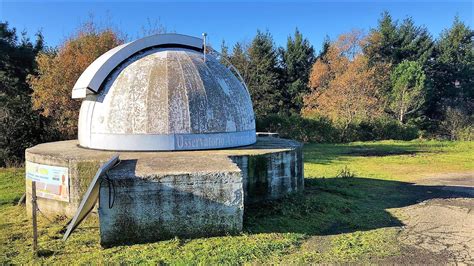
99;157;243;246
231;149;303;203
72;34;203;97
78;48;256;151
25;137;303;244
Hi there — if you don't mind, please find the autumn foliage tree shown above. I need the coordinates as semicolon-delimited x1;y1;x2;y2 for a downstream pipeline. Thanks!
304;31;383;139
28;23;123;139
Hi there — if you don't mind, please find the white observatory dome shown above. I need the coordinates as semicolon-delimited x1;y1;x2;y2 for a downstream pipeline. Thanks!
72;34;256;151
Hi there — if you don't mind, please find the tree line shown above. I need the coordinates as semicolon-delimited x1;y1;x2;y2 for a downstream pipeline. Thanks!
221;13;472;142
1;12;473;166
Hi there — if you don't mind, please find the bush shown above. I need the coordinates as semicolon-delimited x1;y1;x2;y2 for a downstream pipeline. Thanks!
440;107;473;141
256;114;419;143
256;114;339;143
0;96;57;167
353;118;420;141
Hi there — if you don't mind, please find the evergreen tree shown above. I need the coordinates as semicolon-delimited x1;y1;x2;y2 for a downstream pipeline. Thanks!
363;12;399;107
317;35;331;61
280;28;315;114
247;30;283;117
425;17;474;120
0;22;51;166
219;40;230;66
364;12;434;122
365;12;434;66
364;11;398;65
396;18;434;65
229;42;252;87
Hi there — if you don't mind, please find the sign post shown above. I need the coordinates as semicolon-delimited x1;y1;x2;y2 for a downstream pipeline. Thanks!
31;181;38;255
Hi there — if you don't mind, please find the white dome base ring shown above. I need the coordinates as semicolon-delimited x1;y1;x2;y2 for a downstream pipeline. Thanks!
81;130;256;151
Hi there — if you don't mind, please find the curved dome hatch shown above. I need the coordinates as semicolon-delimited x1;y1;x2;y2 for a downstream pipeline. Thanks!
73;33;256;151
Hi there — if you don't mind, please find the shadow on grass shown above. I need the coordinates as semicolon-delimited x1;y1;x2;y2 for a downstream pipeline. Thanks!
244;176;473;236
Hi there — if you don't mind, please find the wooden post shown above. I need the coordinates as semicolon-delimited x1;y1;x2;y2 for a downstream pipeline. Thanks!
31;181;38;255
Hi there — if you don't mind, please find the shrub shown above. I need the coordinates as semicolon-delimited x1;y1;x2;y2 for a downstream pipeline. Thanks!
336;166;355;179
440;107;473;141
256;114;339;143
256;114;419;143
354;118;420;141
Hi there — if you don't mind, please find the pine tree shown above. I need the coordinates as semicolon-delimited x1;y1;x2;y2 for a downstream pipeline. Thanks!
247;30;283;117
365;12;434;66
317;36;331;61
229;42;252;87
364;11;434;122
425;17;474;120
280;28;315;114
396;18;434;65
0;22;50;166
364;11;398;65
219;40;230;66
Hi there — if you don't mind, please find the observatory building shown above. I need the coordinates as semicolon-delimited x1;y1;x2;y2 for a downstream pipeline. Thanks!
25;34;303;246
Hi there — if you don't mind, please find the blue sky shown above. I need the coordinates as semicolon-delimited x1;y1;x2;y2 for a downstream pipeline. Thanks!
1;1;472;52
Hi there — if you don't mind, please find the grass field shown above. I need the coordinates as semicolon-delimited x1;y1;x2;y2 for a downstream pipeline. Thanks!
1;140;472;264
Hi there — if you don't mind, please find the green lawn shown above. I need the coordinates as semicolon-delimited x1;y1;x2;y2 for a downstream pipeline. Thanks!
1;140;472;264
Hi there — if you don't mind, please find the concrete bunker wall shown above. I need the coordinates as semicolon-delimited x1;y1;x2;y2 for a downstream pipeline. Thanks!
24;137;303;245
98;160;244;246
230;149;304;204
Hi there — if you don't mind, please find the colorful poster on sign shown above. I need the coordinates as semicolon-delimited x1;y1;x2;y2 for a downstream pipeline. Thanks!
26;162;69;202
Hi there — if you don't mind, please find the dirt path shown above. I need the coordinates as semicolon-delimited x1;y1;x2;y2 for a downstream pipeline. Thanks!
387;173;474;264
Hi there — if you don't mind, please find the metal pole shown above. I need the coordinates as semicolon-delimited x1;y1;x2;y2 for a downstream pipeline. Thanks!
17;193;26;206
202;32;207;62
31;181;38;255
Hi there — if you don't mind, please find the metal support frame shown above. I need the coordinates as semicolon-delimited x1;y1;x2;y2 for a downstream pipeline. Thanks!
63;155;120;241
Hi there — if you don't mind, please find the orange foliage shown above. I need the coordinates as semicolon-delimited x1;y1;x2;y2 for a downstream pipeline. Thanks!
28;25;123;139
308;60;330;90
304;31;383;131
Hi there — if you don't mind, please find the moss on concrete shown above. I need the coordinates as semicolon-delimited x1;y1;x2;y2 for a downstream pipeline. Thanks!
247;155;269;198
76;161;100;197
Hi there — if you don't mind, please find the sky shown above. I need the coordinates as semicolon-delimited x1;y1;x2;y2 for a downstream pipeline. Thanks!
1;1;472;52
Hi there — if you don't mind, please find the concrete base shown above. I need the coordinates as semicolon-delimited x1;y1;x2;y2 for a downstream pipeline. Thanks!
25;137;303;245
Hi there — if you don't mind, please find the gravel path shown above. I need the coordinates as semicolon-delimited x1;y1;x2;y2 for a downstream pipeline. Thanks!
386;173;474;264
398;198;473;264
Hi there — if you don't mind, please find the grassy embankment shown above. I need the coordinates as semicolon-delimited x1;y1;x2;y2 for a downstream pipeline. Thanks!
1;140;472;264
